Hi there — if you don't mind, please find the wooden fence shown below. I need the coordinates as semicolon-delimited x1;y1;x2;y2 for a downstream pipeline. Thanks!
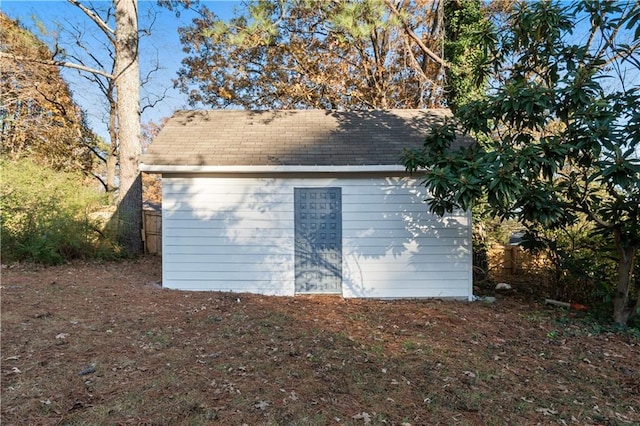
487;244;548;280
142;209;161;255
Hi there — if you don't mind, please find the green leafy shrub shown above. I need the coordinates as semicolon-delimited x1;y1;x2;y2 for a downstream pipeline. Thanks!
514;220;636;323
1;159;121;264
550;228;618;308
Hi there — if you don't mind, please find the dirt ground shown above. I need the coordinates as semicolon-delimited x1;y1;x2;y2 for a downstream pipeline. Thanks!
1;256;638;425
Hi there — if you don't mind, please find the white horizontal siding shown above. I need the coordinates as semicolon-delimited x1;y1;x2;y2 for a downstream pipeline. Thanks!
162;176;295;294
345;286;470;299
165;280;290;294
340;178;470;299
161;175;472;299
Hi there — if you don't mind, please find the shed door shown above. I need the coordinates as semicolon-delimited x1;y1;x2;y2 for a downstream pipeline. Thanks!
294;188;342;294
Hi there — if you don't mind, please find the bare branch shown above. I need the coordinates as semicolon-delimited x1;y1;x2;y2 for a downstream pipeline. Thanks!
141;86;169;113
83;142;108;163
140;49;161;86
34;85;70;117
91;172;109;192
384;0;447;69
69;31;110;71
0;51;115;79
67;0;115;42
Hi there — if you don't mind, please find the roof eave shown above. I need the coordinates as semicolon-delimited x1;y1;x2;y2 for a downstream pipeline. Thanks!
139;164;411;174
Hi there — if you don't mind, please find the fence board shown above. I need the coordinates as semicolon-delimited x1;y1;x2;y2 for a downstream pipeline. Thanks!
143;210;162;255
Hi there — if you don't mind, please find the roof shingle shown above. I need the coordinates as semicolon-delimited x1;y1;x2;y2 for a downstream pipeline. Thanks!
141;109;469;167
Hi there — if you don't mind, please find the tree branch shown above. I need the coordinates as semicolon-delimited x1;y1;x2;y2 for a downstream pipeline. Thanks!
67;0;116;43
141;86;169;113
384;0;448;69
91;172;109;192
83;142;107;163
0;52;115;79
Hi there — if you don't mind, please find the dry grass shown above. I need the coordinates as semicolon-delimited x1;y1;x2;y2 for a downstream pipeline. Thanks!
1;257;638;425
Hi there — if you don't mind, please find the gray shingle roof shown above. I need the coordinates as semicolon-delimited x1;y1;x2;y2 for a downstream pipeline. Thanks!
141;109;469;167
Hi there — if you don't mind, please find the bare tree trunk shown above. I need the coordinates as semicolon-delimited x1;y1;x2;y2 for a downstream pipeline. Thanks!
115;0;142;253
613;228;637;325
107;83;118;205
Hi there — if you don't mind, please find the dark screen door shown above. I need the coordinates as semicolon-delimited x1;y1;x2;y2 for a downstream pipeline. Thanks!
294;187;342;293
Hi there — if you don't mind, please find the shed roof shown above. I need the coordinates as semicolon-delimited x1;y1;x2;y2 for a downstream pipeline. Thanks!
140;109;470;170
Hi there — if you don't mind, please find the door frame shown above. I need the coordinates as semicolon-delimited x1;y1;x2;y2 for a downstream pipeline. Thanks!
293;187;342;294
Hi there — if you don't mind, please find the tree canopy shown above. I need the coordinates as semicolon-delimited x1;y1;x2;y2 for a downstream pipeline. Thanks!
176;0;457;109
0;12;99;175
404;1;640;325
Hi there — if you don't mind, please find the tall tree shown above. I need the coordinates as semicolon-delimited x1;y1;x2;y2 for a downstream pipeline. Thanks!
62;0;143;252
404;1;640;325
176;0;448;109
51;2;175;202
113;0;142;253
0;13;99;175
0;0;167;253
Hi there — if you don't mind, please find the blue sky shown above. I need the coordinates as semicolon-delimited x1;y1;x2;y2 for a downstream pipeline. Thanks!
1;0;239;141
2;1;638;142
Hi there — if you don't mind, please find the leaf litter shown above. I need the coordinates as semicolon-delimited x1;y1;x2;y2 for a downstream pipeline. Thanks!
1;257;638;425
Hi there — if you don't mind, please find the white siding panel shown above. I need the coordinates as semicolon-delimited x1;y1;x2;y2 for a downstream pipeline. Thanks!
162;176;299;295
166;253;288;263
165;280;290;294
336;237;466;248
161;175;472;299
344;286;470;299
163;238;289;249
164;233;291;243
340;177;471;299
164;270;292;281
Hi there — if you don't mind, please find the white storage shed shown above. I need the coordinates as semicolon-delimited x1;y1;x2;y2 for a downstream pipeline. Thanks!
140;109;474;299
